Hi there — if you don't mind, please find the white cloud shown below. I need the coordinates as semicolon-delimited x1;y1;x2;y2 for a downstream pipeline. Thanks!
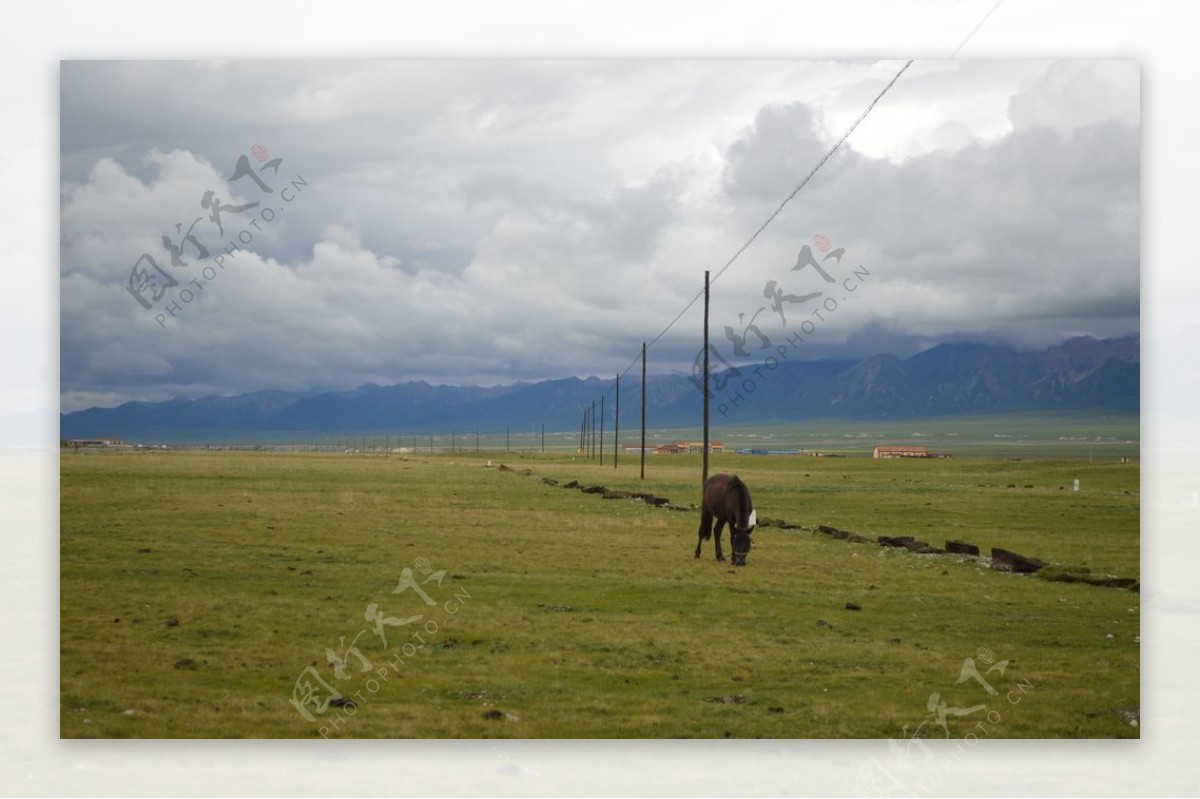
59;59;1140;410
1009;59;1140;131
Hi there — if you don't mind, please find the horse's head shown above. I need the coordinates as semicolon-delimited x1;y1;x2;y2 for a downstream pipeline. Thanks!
730;527;753;565
731;507;756;566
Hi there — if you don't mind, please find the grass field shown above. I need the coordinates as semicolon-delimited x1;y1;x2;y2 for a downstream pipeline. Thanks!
60;445;1139;739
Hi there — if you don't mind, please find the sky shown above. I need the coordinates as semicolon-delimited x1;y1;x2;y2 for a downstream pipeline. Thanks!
59;59;1140;412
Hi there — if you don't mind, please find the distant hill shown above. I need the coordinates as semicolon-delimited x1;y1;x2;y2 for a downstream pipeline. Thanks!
60;335;1139;442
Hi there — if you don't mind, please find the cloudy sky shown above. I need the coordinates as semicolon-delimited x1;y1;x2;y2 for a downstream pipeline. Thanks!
59;59;1139;412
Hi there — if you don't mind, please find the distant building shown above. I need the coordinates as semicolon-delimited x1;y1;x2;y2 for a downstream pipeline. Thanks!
674;440;723;455
872;445;951;459
67;437;131;449
624;440;724;455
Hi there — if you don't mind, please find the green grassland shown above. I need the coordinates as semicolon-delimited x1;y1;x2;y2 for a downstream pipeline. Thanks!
60;445;1139;739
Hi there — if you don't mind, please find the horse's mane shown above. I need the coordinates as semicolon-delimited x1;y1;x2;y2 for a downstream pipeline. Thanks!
728;475;752;527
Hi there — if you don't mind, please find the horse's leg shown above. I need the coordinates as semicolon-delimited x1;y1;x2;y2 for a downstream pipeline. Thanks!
713;518;726;561
695;508;712;559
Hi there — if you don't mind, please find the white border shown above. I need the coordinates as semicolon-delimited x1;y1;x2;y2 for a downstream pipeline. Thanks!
3;0;1196;796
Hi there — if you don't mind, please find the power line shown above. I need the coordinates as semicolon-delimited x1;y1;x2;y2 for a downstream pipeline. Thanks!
607;58;915;393
711;59;913;288
951;0;1006;57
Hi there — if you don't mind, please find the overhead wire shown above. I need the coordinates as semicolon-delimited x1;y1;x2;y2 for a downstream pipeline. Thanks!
603;58;916;407
588;0;1009;425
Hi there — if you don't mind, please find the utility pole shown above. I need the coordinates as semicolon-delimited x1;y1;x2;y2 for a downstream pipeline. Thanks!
599;395;605;465
641;342;647;480
702;270;710;491
614;373;620;469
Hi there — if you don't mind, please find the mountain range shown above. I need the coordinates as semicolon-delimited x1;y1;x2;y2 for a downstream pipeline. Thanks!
60;335;1139;443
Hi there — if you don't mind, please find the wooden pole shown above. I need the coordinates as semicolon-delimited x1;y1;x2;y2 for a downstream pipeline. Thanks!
599;394;605;465
614;373;620;469
641;342;647;480
703;270;710;492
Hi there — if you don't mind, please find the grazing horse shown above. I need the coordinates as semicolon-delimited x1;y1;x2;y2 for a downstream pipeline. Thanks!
695;473;757;565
